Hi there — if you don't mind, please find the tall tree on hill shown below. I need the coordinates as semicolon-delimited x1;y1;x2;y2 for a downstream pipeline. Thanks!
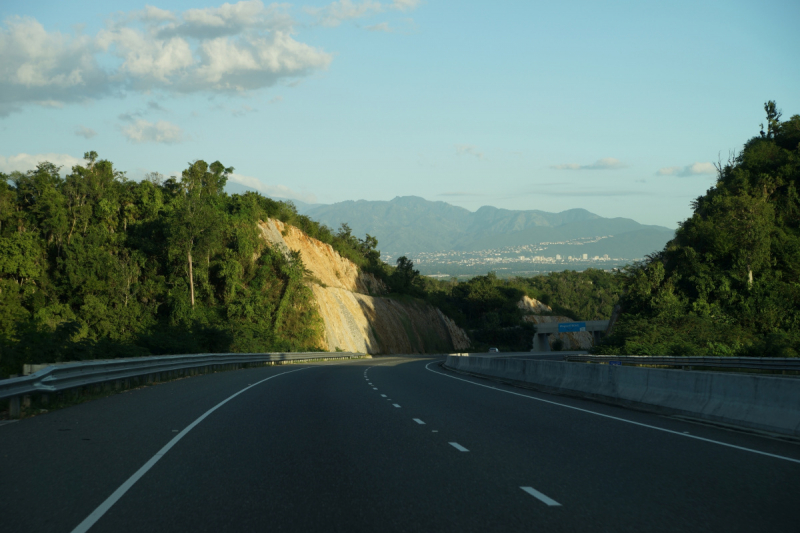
168;160;232;307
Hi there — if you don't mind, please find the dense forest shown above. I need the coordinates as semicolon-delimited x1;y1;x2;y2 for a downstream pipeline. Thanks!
419;269;622;351
595;102;800;357
0;154;385;377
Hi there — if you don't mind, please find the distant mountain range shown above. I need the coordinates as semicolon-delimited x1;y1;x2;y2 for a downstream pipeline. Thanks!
224;183;674;260
301;196;675;258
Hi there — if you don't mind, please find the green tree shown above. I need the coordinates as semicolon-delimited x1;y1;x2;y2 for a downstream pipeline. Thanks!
168;160;232;307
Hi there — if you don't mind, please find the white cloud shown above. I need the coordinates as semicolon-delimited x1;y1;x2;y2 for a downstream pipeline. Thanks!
133;6;177;23
0;152;84;174
99;27;194;84
455;144;484;159
0;2;331;116
305;0;383;27
390;0;420;11
75;126;97;139
366;22;391;32
306;0;419;27
551;157;626;170
191;31;331;91
122;119;183;144
228;172;317;203
0;16;108;116
657;162;716;177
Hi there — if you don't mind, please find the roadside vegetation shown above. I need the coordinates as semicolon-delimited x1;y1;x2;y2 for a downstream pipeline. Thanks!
595;102;800;357
0;155;381;377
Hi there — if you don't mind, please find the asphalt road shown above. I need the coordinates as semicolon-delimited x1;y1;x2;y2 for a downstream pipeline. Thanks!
2;356;799;532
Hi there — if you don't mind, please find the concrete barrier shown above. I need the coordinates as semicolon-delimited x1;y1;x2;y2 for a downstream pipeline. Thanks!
444;355;800;437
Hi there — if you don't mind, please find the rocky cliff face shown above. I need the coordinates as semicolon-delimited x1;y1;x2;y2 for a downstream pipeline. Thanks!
259;219;470;353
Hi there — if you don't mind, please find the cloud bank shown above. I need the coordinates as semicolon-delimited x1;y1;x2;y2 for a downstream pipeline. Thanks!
0;1;333;116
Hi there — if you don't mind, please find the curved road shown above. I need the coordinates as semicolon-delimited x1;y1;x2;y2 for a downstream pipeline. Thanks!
2;357;799;532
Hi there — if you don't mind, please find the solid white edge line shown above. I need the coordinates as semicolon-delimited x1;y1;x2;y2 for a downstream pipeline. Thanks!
70;366;314;533
413;418;426;425
424;361;800;465
521;486;561;506
449;442;469;452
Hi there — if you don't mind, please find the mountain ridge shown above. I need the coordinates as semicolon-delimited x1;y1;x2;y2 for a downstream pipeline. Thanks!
302;196;674;257
222;184;674;260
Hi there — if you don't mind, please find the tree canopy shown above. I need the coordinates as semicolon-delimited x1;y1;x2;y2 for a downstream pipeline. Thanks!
0;155;382;377
596;102;800;357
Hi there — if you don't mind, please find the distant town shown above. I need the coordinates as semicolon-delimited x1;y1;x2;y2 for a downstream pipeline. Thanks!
384;236;641;279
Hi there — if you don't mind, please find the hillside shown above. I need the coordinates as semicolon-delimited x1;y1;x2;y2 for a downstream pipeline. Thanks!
259;218;469;354
598;102;800;357
0;156;468;377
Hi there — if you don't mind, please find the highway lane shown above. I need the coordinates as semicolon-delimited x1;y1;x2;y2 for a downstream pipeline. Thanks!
1;356;799;532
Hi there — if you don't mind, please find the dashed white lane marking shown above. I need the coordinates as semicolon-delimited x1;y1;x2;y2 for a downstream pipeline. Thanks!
373;387;378;390
424;361;800;465
70;366;314;533
381;394;387;397
393;404;401;408
413;418;425;425
432;430;438;433
449;442;469;452
520;486;561;507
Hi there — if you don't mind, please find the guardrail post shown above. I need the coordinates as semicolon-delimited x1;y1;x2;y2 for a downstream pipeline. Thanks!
9;396;21;418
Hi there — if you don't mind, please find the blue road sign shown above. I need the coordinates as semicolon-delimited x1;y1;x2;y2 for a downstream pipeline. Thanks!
558;321;586;333
609;361;622;366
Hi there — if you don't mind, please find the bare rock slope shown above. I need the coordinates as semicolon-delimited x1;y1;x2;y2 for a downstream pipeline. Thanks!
259;219;470;354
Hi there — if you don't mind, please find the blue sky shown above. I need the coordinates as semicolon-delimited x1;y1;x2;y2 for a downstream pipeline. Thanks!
1;0;798;228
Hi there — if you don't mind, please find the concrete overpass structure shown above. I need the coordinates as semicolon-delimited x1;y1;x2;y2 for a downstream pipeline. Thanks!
533;320;610;352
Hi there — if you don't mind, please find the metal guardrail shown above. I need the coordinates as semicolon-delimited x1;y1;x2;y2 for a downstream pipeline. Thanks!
564;354;800;371
0;351;366;417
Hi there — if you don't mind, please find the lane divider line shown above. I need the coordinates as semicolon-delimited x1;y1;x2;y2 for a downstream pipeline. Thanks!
70;366;314;533
521;486;561;507
413;418;426;425
425;361;800;465
381;394;387;397
393;404;401;408
449;442;469;452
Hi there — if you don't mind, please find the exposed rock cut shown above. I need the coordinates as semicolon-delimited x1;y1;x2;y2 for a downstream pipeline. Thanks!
259;218;470;353
517;295;552;314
